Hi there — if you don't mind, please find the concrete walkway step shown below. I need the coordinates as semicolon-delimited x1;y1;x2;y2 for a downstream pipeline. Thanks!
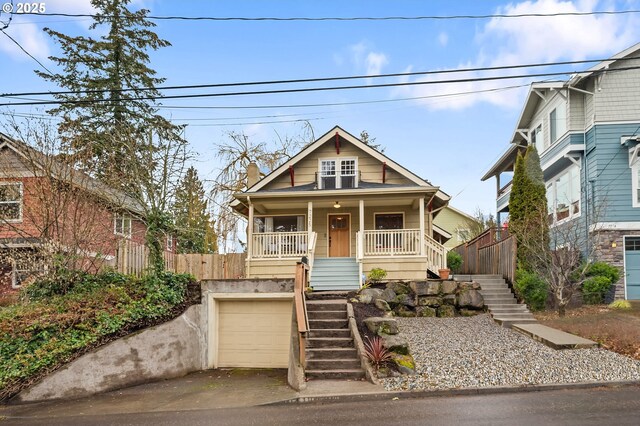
494;318;538;327
306;358;361;370
512;323;598;349
306;300;347;311
307;337;354;348
308;319;348;329
309;329;351;338
305;369;366;380
308;310;347;320
306;347;357;360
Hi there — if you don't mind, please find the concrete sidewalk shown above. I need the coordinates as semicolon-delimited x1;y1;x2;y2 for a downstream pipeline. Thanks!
0;369;383;421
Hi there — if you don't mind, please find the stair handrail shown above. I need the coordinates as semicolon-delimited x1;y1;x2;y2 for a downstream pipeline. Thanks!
424;232;447;271
307;231;318;276
294;261;310;366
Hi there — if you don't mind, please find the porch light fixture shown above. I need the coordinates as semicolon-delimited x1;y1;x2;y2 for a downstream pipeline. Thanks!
333;201;341;209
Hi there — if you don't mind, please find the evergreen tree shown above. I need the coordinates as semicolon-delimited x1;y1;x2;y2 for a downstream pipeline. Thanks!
37;0;183;185
173;167;217;254
509;145;549;269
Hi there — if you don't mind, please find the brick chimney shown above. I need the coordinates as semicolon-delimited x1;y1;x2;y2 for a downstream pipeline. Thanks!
247;162;260;188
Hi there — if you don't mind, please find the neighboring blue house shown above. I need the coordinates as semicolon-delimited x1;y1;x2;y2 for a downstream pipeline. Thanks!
482;42;640;301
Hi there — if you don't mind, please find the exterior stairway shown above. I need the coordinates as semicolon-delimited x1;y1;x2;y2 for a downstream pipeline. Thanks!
305;297;365;380
471;274;538;328
310;258;360;291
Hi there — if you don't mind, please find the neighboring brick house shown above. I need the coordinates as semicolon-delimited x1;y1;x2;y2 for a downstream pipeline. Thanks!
0;132;167;295
482;42;640;300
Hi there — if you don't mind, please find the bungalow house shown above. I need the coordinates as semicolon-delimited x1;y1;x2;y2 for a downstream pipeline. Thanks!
231;126;450;290
481;42;640;300
0;132;170;294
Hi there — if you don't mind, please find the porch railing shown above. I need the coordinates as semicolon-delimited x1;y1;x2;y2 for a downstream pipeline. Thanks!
251;231;309;258
362;229;421;256
425;233;447;272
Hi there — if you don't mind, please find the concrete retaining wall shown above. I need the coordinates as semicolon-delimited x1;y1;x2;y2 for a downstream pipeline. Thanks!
17;305;207;402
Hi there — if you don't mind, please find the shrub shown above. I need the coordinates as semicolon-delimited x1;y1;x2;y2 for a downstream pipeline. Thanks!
447;251;463;273
363;335;393;371
0;272;194;401
514;269;548;311
583;275;612;305
585;261;620;284
608;300;632;310
367;268;387;282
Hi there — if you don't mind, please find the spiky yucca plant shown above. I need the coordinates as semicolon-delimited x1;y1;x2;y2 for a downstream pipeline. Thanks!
363;335;393;371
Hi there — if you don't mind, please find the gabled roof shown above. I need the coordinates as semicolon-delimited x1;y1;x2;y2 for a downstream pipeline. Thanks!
569;41;640;85
246;125;442;193
0;132;144;215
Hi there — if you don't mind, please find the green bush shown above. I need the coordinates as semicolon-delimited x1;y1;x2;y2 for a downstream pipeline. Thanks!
446;251;463;273
585;261;620;284
0;271;194;401
513;269;548;311
367;268;387;282
583;275;612;305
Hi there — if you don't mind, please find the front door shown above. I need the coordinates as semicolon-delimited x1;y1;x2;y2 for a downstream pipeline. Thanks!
329;214;350;257
625;236;640;300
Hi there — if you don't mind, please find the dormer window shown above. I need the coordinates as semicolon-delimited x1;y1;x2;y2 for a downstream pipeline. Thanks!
318;158;358;189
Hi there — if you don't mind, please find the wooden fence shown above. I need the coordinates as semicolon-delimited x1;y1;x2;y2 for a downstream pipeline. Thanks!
110;239;246;279
453;227;517;284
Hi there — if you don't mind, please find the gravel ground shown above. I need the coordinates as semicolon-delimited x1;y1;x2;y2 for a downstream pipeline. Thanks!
381;314;640;391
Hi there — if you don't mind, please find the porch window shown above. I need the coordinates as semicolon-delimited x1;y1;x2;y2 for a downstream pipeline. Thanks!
254;215;305;233
374;213;403;248
0;182;22;221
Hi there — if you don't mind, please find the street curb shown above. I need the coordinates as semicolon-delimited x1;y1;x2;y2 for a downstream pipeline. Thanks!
264;380;640;406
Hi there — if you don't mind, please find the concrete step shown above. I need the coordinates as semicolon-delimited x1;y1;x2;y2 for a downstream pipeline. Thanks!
305;369;366;380
308;319;348;329
488;305;529;313
306;300;347;311
306;358;361;370
491;312;535;320
482;295;516;302
309;329;351;339
307;337;354;348
306;348;357;360
308;310;347;320
479;289;513;295
474;279;507;285
512;323;598;349
494;318;538;328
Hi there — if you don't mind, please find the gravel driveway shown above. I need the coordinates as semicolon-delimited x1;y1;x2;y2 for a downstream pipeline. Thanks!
382;314;640;391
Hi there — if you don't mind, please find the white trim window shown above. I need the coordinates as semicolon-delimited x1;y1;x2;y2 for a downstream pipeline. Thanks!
630;146;640;208
531;124;543;153
166;234;174;251
0;182;23;222
318;158;358;189
546;165;581;224
114;213;132;238
549;105;567;146
254;215;305;233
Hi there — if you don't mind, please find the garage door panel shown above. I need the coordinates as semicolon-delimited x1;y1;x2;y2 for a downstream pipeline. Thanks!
217;300;292;368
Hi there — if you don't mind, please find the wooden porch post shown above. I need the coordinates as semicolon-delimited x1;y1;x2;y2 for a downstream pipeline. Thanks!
247;202;254;260
307;201;313;254
419;197;425;256
359;199;364;258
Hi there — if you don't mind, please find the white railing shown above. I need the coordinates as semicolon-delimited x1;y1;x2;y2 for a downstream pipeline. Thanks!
307;232;318;272
252;231;309;258
425;233;447;271
362;229;421;256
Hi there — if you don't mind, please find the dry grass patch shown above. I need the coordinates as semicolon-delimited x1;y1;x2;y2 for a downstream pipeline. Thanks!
535;302;640;360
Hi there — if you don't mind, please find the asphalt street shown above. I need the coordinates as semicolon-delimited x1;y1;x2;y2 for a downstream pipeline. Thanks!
3;385;639;426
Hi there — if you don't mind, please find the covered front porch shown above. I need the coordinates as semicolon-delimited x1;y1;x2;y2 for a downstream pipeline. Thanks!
240;190;448;284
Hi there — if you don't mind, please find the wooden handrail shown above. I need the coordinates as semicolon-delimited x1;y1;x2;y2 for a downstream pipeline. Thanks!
294;261;310;367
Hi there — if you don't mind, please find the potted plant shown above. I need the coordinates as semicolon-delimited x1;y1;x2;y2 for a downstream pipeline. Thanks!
446;250;463;280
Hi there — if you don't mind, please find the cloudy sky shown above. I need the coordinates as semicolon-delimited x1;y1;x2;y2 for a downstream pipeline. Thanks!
1;0;640;215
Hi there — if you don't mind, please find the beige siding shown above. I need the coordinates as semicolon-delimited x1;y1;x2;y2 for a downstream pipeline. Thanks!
584;79;596;128
594;57;640;123
0;147;34;177
527;91;568;153
568;89;585;132
362;257;428;281
266;138;413;190
247;259;297;278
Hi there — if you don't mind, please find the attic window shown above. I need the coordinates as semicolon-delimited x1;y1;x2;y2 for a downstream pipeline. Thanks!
318;158;358;189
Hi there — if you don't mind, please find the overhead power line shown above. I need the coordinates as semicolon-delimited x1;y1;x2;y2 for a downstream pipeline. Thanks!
3;56;639;99
15;10;640;21
2;66;638;108
0;29;52;73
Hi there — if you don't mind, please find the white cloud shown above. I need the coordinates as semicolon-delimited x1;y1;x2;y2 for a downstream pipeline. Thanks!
0;22;50;61
365;52;388;76
437;32;449;47
400;0;640;111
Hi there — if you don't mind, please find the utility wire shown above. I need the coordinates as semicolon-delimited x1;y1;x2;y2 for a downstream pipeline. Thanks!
4;56;639;99
4;66;639;108
16;10;640;21
0;29;52;74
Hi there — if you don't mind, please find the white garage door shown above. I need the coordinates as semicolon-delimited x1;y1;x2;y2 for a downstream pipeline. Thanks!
217;299;292;368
